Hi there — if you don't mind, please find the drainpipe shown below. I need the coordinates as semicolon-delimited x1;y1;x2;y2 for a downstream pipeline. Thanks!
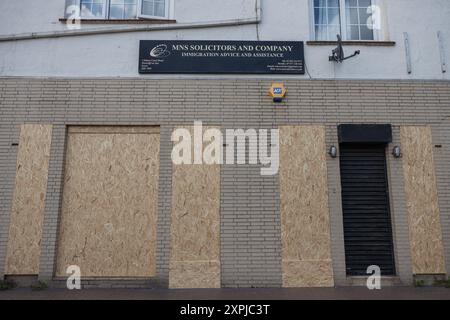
255;0;262;21
0;0;262;42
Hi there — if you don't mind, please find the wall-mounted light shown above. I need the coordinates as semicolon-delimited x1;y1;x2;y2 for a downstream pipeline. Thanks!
392;146;402;158
328;146;338;158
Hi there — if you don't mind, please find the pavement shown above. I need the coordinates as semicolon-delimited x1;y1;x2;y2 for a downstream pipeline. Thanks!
0;286;450;300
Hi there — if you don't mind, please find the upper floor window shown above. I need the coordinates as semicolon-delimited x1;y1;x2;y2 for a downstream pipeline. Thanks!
313;0;377;41
141;0;168;18
78;0;169;19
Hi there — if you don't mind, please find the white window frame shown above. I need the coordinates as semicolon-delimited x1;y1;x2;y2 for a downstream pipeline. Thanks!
309;0;382;41
77;0;173;20
138;0;172;20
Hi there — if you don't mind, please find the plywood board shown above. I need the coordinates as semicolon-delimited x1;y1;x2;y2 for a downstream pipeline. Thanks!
282;260;334;287
279;126;334;287
169;261;221;289
169;126;221;288
401;126;446;274
5;124;52;275
56;126;160;277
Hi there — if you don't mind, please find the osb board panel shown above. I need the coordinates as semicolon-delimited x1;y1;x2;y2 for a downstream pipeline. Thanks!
5;124;52;275
55;127;160;277
169;126;220;288
279;126;334;287
400;126;446;274
282;260;334;287
169;261;221;289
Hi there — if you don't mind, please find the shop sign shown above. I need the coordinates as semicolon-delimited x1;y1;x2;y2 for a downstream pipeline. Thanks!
139;40;305;74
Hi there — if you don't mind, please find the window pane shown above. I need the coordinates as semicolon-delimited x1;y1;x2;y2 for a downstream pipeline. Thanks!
91;4;103;17
315;8;327;25
124;4;137;18
315;25;328;41
80;3;91;18
328;8;340;25
80;1;91;8
359;8;371;25
366;14;374;29
109;0;137;19
81;1;106;18
346;0;358;7
80;0;98;3
314;0;341;40
314;0;327;7
360;25;374;40
346;25;360;40
327;0;339;8
328;25;341;40
359;0;372;8
155;1;165;17
142;0;166;17
109;5;123;18
142;1;154;16
346;8;359;24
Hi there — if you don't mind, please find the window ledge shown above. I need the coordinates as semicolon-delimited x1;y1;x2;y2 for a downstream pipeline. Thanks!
59;18;176;25
307;40;396;46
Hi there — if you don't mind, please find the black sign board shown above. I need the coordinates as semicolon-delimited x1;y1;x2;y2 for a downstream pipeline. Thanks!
139;40;305;74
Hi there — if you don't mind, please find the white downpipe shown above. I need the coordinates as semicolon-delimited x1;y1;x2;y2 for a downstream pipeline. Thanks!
255;0;262;21
0;0;261;42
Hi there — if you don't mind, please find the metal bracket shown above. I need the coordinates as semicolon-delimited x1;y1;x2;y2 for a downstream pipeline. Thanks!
328;35;360;63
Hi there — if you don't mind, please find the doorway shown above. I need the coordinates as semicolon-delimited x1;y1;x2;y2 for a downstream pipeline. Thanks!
339;144;396;276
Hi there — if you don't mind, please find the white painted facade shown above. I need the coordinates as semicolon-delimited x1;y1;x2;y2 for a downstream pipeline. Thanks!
0;0;449;79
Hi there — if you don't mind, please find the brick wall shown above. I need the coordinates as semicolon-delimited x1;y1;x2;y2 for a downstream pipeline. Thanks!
0;78;449;287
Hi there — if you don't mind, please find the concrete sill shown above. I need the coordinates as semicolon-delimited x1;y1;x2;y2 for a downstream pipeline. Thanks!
307;40;396;46
59;18;177;25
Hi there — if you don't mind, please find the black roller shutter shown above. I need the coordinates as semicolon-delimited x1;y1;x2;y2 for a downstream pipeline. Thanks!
339;144;396;276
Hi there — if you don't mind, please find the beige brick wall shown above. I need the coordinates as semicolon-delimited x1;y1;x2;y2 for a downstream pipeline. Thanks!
0;78;448;287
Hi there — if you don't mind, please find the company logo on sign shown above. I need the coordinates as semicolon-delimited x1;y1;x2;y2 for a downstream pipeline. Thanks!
150;44;171;58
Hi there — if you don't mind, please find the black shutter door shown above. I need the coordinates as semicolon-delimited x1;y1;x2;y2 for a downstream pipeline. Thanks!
339;144;396;276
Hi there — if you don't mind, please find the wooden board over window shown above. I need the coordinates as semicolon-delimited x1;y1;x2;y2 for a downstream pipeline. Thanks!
401;126;446;275
55;126;160;277
6;124;52;275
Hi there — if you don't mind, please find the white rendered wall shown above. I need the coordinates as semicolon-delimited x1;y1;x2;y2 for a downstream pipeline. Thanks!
0;0;449;79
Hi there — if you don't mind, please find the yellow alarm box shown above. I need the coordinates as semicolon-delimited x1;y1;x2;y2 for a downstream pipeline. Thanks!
269;83;286;103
